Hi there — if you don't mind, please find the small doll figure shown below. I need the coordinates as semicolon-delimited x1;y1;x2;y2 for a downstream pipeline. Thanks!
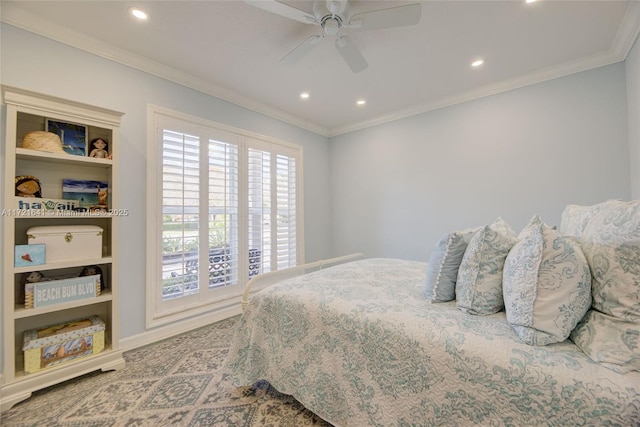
15;175;42;198
80;265;105;291
89;138;110;159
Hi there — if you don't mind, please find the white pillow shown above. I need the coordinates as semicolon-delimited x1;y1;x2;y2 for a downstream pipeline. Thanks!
559;200;619;239
568;199;640;373
456;218;517;315
424;228;479;303
503;215;592;345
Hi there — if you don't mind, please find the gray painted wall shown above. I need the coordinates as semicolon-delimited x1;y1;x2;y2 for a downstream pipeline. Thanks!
628;34;640;199
329;63;630;261
0;24;333;339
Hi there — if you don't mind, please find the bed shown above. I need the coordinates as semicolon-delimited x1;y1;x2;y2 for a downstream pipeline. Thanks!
225;201;640;426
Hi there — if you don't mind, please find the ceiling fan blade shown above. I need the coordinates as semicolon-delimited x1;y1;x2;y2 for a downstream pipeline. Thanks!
244;0;318;24
348;3;422;31
335;36;368;73
281;35;323;65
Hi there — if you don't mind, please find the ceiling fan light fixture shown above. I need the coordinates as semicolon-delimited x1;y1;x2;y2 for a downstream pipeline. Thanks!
323;17;340;35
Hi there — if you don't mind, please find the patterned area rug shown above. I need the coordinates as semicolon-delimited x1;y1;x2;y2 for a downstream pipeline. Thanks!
1;316;332;426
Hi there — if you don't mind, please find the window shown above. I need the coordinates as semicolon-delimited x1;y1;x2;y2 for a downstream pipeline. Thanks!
146;106;303;327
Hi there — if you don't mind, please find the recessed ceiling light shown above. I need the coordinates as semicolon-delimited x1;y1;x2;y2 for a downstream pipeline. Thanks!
130;7;149;21
525;0;537;3
356;99;366;106
300;92;310;99
471;59;484;68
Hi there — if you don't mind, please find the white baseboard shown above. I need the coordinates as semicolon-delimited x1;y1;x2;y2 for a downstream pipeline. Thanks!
119;303;242;352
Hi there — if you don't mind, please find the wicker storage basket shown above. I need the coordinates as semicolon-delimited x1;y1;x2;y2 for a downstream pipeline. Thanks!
21;131;64;153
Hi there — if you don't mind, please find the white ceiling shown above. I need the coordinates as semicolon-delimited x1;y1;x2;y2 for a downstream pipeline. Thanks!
2;0;640;137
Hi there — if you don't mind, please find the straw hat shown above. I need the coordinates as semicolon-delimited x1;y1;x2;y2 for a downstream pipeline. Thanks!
21;131;64;153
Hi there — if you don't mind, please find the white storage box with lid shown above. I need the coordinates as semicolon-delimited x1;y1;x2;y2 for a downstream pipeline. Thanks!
27;225;103;263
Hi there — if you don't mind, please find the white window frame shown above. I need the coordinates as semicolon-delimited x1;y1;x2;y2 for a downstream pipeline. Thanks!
146;105;304;328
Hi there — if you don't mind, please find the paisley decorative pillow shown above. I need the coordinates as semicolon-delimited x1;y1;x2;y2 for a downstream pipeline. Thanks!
571;310;640;373
568;199;640;373
424;228;480;303
456;218;517;315
503;215;591;345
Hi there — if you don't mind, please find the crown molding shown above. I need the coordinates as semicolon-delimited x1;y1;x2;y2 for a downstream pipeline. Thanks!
330;2;640;137
329;48;624;137
3;2;639;139
0;5;331;137
612;0;640;59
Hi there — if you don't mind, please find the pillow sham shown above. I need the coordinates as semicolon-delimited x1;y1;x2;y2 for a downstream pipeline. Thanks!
568;199;640;373
570;311;640;373
456;218;517;315
559;199;621;239
559;204;596;239
424;228;480;303
503;215;591;345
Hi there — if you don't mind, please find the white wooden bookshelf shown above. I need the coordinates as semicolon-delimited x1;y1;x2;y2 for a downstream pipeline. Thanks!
1;86;125;411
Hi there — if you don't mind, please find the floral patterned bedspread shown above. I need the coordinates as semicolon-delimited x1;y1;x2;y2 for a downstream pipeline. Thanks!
226;258;640;427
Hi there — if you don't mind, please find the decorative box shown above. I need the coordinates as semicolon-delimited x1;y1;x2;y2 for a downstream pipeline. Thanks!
24;274;101;309
27;225;103;263
22;316;105;373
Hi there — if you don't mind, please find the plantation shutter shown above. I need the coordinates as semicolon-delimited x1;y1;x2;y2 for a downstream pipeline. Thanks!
161;129;200;299
276;154;297;269
208;138;239;287
148;106;303;326
248;148;272;275
247;148;297;273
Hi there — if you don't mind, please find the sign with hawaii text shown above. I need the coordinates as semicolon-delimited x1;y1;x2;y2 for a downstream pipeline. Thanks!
16;197;79;212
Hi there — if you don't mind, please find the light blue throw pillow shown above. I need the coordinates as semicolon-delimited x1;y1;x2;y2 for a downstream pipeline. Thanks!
456;218;517;315
425;228;480;303
503;215;592;345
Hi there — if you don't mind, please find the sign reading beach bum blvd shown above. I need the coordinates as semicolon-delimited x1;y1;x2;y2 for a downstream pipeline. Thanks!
25;275;99;308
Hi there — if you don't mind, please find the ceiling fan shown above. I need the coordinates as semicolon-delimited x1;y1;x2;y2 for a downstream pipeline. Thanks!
245;0;422;73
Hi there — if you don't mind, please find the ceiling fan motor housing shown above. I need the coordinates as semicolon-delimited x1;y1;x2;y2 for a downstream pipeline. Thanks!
325;0;347;15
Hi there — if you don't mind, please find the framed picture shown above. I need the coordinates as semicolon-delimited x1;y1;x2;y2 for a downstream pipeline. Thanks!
46;119;88;156
62;179;109;209
15;244;46;267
